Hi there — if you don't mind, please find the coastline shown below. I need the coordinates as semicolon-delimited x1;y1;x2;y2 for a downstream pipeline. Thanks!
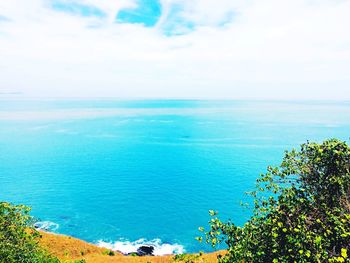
38;231;224;263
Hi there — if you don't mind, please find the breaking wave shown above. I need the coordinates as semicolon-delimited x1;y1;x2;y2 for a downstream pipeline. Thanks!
96;238;185;256
33;221;59;232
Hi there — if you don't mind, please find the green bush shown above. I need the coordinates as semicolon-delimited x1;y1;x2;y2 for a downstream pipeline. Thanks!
173;253;201;263
200;139;350;262
102;249;115;256
0;202;59;263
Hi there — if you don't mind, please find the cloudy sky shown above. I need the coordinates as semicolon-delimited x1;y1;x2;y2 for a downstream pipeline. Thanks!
0;0;349;99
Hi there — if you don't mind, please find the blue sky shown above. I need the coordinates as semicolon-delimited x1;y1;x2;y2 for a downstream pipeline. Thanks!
116;0;162;27
50;0;198;35
0;0;349;99
51;0;163;26
51;1;107;18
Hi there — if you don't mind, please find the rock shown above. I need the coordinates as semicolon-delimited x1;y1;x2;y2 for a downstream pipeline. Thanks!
136;245;154;256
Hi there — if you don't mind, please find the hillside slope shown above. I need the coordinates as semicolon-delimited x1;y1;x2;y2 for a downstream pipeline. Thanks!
39;231;223;263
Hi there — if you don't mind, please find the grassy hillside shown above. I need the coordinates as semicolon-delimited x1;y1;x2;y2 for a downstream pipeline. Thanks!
38;231;224;263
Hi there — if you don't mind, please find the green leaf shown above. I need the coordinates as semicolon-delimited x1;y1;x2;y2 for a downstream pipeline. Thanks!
341;248;347;259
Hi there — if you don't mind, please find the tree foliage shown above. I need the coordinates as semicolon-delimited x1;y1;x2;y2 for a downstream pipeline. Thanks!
200;139;350;262
0;202;59;263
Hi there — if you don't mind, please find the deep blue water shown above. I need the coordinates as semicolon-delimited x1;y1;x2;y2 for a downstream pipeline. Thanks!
0;99;349;253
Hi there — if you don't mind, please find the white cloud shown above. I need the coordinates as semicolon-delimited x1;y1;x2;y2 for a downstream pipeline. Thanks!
0;0;349;99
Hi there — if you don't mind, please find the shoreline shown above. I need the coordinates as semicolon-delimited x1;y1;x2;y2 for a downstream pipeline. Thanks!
38;231;224;262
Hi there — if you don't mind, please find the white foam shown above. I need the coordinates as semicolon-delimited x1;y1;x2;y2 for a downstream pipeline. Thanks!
33;221;59;232
97;238;185;256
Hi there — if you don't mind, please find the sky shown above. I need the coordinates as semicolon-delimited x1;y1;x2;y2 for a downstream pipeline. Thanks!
0;0;349;99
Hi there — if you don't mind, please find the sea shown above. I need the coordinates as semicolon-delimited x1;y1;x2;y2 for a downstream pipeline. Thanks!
0;99;349;254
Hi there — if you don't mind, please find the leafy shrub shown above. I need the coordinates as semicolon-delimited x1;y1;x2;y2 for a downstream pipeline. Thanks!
200;139;350;262
0;202;59;262
173;253;201;263
102;249;115;256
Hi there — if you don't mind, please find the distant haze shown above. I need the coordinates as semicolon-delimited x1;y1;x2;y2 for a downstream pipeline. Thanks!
0;0;349;99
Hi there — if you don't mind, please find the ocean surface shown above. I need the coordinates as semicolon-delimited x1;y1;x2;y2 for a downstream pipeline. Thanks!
0;99;349;254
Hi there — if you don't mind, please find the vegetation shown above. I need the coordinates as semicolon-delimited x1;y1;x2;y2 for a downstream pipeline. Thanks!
173;252;203;263
102;249;115;256
0;202;59;262
200;139;350;262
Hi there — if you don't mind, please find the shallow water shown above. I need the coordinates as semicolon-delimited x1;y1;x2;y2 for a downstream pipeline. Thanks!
0;99;349;253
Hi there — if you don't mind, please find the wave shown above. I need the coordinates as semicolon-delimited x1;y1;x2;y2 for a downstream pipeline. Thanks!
96;238;185;256
33;221;59;232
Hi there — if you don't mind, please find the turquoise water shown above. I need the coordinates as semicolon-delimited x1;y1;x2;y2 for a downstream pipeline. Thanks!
0;99;349;253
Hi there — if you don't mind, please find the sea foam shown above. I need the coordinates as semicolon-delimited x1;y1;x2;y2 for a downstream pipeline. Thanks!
97;238;185;256
33;221;59;232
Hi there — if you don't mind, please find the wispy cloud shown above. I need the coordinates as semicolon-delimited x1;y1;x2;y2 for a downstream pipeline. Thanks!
157;2;196;36
51;0;107;18
0;0;349;99
0;14;11;22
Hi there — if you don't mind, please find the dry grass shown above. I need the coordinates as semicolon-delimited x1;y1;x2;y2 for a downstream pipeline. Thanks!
38;231;224;263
